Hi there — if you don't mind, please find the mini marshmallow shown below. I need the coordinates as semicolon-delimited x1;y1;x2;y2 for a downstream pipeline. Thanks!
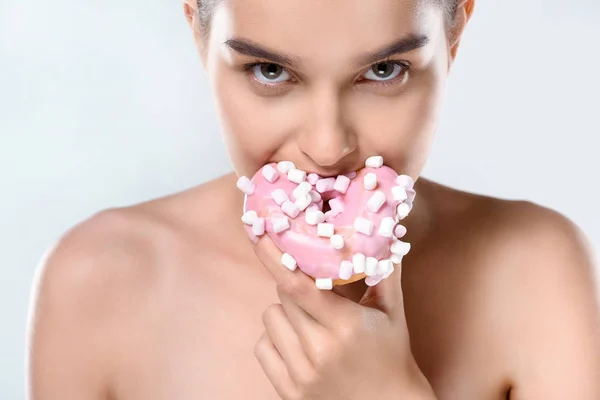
394;224;407;238
391;240;411;256
307;173;321;185
328;197;344;213
377;259;393;276
271;189;289;206
241;210;258;225
339;261;354;280
352;253;366;274
330;234;345;249
383;265;395;279
407;188;417;203
281;201;300;218
277;161;296;174
365;257;378;276
288;168;307;184
363;173;377;191
396;203;411;220
316;177;336;193
365;156;384;168
354;217;374;236
365;275;384;287
305;209;325;225
333;175;351;194
317;223;335;237
252;218;265;236
391;186;408;202
236;176;255;195
271;216;290;233
281;253;297;271
306;203;321;213
391;254;403;264
367;191;386;213
344;171;357;179
309;190;322;203
294;193;312;211
324;210;340;222
292;182;312;200
316;278;333;290
262;164;279;183
378;217;396;237
396;174;414;189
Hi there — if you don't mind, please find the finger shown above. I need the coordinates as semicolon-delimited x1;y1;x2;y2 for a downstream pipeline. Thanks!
254;331;296;399
255;235;351;326
360;258;406;323
262;304;314;378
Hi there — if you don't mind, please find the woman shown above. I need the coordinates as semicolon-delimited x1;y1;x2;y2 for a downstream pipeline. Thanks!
27;0;600;399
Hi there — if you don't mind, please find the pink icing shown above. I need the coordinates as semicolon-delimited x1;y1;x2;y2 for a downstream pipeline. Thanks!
243;163;410;283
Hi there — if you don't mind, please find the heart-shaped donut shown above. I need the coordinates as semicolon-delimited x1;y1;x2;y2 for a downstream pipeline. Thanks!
238;156;415;289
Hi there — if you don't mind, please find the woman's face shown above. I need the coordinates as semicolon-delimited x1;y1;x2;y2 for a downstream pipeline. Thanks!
195;0;454;179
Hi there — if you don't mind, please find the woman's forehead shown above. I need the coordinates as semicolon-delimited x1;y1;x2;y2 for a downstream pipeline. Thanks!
211;0;444;63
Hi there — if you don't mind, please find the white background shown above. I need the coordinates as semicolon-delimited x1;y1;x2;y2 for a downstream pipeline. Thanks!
1;0;598;398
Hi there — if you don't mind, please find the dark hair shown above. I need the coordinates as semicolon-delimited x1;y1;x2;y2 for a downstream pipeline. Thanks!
196;0;459;37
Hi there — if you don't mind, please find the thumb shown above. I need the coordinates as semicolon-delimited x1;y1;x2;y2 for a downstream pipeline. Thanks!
359;259;406;322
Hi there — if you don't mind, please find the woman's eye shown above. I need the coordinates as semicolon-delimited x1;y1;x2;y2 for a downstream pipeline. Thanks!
250;63;292;84
362;61;407;82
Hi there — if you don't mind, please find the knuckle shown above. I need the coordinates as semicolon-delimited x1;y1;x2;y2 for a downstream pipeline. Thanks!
310;341;335;369
262;303;283;326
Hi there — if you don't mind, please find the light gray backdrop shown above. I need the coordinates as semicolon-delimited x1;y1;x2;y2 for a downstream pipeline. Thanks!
1;0;598;398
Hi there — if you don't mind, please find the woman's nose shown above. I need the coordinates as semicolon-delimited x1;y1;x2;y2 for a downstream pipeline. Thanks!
296;89;357;168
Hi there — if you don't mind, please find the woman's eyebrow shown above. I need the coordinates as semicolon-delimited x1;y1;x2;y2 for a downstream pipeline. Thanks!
223;33;429;69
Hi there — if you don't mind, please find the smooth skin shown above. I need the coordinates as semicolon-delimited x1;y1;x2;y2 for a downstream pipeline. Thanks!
28;0;600;399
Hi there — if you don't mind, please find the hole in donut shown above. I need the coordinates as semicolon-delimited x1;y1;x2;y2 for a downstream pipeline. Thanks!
322;200;332;213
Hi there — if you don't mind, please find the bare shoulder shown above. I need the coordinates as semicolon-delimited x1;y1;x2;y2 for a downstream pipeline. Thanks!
27;176;230;399
424;181;600;398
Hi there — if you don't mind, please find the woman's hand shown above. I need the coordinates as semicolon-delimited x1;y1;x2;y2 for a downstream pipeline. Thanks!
253;236;437;400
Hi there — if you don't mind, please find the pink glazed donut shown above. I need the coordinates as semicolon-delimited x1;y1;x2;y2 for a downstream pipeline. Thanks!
237;156;416;290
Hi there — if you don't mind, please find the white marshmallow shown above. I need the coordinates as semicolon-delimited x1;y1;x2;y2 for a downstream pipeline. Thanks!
281;253;297;271
365;257;378;276
288;168;307;184
339;261;354;280
294;193;312;211
317;223;335;237
354;217;374;236
377;259;393;276
365;275;383;287
396;174;414;189
394;224;407;238
391;253;403;264
281;201;300;218
316;177;336;193
309;190;322;203
236;176;255;195
324;210;340;222
383;265;395;279
305;209;325;225
391;186;408;202
307;173;321;185
396;203;411;220
252;218;265;236
262;164;279;183
316;278;333;290
367;191;386;213
271;216;290;233
352;253;366;274
333;175;351;194
241;210;258;225
328;197;344;213
292;182;312;200
391;240;411;256
271;189;289;206
330;234;345;249
277;161;295;174
365;156;384;168
378;217;396;237
363;172;377;190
